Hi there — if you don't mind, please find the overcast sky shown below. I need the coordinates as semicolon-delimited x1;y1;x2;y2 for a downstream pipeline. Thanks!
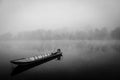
0;0;120;34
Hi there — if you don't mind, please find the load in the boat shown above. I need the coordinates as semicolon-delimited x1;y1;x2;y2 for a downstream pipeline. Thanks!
10;49;62;65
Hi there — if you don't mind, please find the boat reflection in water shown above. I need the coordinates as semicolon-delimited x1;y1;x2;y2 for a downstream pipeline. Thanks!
11;49;63;76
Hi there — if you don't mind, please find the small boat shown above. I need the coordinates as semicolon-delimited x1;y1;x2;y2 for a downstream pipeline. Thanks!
10;49;62;65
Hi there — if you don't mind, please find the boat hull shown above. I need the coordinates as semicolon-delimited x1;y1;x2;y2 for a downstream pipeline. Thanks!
10;53;62;66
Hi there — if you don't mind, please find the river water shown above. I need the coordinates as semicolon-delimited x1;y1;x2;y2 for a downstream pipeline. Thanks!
0;40;120;80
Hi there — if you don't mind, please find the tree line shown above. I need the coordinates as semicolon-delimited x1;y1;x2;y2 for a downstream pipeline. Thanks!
0;27;120;41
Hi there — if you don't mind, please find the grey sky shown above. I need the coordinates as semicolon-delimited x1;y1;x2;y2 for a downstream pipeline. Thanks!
0;0;120;34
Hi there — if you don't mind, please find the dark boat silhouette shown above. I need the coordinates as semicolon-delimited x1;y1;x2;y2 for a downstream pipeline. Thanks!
11;50;62;76
10;49;62;66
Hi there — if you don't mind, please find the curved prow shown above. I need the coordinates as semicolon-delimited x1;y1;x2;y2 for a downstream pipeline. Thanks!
51;49;62;55
56;49;63;60
57;49;61;52
57;49;62;54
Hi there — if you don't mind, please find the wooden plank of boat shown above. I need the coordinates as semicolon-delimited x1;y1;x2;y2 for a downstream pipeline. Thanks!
10;52;62;65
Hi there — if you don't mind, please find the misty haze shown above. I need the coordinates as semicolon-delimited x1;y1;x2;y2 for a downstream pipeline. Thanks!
0;0;120;80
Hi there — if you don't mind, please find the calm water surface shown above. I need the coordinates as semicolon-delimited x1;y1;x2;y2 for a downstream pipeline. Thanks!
0;40;120;80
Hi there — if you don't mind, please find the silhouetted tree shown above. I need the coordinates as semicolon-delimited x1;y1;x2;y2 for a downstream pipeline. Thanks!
111;27;120;40
0;32;13;40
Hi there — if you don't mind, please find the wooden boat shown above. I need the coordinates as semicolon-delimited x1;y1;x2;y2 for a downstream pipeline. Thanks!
10;50;62;65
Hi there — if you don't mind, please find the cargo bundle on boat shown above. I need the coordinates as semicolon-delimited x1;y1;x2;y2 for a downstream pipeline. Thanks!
10;49;62;65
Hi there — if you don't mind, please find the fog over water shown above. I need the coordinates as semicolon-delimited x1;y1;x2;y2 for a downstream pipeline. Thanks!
0;0;120;34
0;0;120;80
